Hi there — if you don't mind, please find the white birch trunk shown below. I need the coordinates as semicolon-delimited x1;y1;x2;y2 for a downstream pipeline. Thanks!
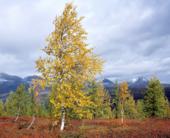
14;115;19;122
60;111;65;131
121;108;124;125
15;107;20;122
27;115;35;129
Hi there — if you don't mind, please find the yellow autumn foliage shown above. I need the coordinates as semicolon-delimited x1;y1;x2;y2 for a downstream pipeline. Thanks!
35;3;103;119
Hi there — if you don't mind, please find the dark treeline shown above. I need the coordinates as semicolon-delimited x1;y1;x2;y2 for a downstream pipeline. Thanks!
0;77;169;121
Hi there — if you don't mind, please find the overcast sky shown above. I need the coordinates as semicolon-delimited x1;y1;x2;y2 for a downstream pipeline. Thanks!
0;0;170;82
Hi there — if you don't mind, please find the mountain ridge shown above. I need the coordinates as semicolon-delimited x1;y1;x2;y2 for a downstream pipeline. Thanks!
0;73;170;100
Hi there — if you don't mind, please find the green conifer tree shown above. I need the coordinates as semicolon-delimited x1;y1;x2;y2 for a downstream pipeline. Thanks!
164;98;170;118
0;100;4;116
124;95;138;119
144;77;168;118
87;81;112;119
136;100;145;119
5;84;33;117
112;81;119;118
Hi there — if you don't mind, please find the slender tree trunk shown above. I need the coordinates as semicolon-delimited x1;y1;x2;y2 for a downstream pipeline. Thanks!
121;107;124;125
27;115;35;129
15;115;19;122
15;107;20;122
60;111;65;131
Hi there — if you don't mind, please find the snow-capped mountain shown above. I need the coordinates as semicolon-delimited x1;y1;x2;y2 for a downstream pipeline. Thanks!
129;77;148;88
103;77;170;100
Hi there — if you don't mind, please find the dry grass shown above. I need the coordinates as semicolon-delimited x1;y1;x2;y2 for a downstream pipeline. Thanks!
0;117;170;138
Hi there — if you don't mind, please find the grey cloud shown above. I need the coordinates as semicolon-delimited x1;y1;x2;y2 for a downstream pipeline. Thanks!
0;0;170;82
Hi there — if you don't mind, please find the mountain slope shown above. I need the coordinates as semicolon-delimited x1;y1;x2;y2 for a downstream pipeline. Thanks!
0;73;39;100
103;77;170;100
0;73;170;101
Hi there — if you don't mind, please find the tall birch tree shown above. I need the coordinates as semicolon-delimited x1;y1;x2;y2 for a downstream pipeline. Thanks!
36;3;103;131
